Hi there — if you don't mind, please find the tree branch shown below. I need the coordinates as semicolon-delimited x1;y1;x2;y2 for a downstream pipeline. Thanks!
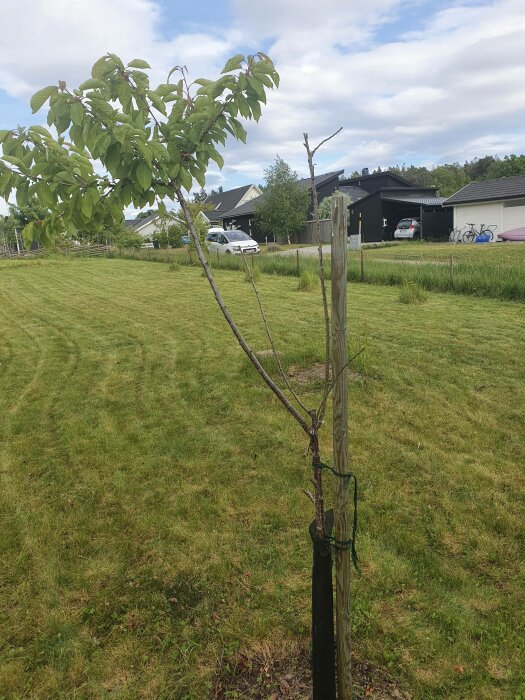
311;126;343;158
175;187;312;436
239;249;312;416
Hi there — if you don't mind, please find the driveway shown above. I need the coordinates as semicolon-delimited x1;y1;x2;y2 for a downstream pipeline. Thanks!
271;245;331;257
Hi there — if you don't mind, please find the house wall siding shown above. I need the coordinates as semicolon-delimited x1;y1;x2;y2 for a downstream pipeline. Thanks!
453;201;503;240
502;199;525;232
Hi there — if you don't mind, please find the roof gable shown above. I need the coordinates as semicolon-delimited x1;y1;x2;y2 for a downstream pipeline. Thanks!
205;185;254;215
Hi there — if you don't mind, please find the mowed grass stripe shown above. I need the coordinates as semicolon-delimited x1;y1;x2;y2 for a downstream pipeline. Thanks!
0;259;524;699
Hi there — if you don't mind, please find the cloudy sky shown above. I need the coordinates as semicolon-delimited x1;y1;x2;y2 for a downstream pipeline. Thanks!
1;0;525;203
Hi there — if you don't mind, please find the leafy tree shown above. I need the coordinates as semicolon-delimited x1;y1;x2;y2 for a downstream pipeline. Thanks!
255;156;309;244
136;208;157;220
0;52;278;247
485;154;525;179
318;191;351;219
0;53;360;696
192;187;208;202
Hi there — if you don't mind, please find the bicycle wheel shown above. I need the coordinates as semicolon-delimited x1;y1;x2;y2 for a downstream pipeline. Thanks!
462;230;475;243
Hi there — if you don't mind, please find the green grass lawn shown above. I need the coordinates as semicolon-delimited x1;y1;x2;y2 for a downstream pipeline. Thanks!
1;259;524;699
111;240;525;302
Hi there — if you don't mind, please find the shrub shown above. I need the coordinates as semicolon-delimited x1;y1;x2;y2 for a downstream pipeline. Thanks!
398;281;428;304
297;269;319;292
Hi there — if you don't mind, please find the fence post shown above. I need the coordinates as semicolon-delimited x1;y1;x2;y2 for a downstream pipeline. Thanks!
296;249;300;276
360;248;365;282
450;254;454;282
331;193;353;699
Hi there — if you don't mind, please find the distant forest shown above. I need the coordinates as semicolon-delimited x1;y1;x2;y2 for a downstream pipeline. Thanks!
350;154;525;197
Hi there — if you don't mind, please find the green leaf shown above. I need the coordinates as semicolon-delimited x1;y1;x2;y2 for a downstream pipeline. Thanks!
127;59;151;69
148;91;167;116
28;125;51;138
135;162;152;191
30;85;58;113
21;221;34;245
0;129;11;144
247;76;266;103
221;54;245;74
81;194;93;220
179;167;192;191
0;169;11;195
70;101;85;126
91;56;109;79
79;78;107;91
209;149;224;169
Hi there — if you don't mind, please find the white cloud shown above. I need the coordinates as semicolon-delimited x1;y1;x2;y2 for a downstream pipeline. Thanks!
1;0;524;197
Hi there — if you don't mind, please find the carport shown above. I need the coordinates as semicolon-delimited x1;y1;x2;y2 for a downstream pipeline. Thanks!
348;187;452;242
381;193;452;239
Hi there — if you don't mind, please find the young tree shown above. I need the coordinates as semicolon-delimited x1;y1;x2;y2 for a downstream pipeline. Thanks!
0;54;357;697
255;155;309;244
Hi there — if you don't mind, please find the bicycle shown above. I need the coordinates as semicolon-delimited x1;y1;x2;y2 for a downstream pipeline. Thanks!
449;226;466;243
462;223;479;243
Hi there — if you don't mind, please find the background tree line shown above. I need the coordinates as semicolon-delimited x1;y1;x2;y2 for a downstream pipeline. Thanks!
351;154;525;196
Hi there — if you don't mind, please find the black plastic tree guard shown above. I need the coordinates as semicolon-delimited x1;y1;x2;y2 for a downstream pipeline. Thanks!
309;508;336;700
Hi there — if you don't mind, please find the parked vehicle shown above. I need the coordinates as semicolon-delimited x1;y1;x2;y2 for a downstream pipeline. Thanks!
207;230;260;255
393;218;421;240
181;234;190;245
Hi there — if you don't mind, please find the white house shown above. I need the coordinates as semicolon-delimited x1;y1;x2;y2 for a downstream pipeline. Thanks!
444;174;525;240
124;214;160;239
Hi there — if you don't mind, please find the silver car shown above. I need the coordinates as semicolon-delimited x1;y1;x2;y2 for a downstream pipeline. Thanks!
393;218;421;240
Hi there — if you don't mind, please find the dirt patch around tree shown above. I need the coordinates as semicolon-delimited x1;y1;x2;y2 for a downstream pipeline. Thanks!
213;640;411;699
287;362;362;387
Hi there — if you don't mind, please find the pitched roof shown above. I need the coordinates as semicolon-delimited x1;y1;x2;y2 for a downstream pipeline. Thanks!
381;194;447;207
125;214;157;230
205;185;254;217
297;170;344;188
219;171;344;219
338;185;369;203
220;194;264;218
341;170;415;188
444;175;525;205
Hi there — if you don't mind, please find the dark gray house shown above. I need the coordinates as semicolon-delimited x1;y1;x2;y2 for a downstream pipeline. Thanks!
342;171;452;242
219;170;344;243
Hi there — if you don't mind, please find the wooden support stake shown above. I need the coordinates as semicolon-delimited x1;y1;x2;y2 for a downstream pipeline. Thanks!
360;248;365;282
331;193;352;699
450;254;454;281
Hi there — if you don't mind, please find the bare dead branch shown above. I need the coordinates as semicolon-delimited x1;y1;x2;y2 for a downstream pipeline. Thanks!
239;250;312;417
174;188;311;436
310;126;343;158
